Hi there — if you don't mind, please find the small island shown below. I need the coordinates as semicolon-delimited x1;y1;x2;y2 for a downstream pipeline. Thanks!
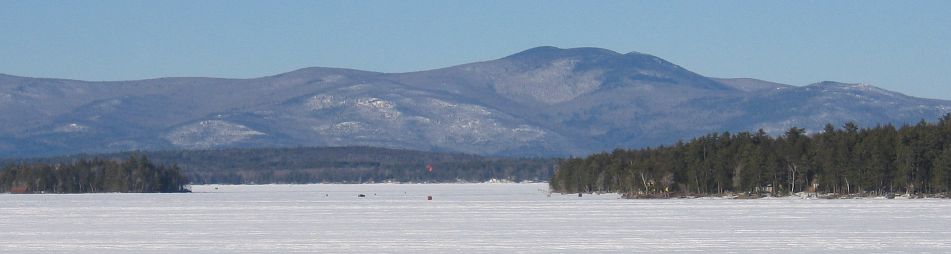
1;155;189;194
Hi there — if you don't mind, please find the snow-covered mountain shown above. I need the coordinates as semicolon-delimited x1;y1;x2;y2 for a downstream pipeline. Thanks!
1;47;949;158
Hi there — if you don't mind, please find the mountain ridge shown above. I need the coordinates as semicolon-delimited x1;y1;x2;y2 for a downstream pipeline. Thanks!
1;46;949;158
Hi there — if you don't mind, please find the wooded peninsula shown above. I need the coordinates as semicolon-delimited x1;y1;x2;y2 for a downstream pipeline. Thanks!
551;114;951;198
0;155;189;193
5;147;556;187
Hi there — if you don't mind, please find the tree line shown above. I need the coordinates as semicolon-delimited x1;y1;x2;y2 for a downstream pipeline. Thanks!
1;155;189;193
8;147;557;184
550;114;951;197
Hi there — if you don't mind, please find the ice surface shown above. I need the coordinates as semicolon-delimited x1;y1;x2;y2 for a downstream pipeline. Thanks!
1;183;950;253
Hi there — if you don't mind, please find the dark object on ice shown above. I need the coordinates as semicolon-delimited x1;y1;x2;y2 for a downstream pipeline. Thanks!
578;193;583;197
357;194;366;198
427;195;433;200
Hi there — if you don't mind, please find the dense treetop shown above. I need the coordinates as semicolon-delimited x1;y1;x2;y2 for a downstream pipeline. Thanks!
1;155;189;193
551;114;951;197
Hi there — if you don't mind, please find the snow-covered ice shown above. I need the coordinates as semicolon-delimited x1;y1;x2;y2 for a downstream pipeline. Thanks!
1;183;950;253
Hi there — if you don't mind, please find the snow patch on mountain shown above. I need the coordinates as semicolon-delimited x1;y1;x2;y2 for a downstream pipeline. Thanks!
511;125;547;142
343;84;372;91
355;97;401;119
809;82;902;99
304;95;401;120
305;95;341;111
54;123;90;133
165;120;265;149
425;98;491;116
436;114;547;146
494;58;603;104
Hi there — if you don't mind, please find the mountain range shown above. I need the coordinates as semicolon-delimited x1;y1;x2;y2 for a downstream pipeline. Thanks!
2;46;949;158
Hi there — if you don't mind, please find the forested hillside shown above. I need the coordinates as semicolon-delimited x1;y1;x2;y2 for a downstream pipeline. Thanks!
0;155;189;193
551;114;951;197
5;47;951;158
9;147;556;184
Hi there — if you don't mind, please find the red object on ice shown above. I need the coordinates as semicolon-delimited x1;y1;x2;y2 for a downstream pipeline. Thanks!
9;185;28;194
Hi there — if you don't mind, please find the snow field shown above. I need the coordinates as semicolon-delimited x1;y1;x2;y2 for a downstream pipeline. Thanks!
1;183;949;253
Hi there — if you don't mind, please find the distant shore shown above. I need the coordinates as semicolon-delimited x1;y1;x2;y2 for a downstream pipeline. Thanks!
616;192;950;199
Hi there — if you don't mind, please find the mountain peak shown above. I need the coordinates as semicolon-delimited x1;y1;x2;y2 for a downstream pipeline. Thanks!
274;67;381;78
504;46;622;61
489;46;733;94
500;47;689;73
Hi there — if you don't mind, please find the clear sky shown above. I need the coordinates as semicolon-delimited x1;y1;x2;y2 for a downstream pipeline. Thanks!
2;1;950;100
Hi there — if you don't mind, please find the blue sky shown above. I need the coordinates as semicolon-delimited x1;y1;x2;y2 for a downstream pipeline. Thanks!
2;1;950;99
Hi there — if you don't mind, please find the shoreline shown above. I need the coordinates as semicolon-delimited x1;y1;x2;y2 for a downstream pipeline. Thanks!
614;192;951;200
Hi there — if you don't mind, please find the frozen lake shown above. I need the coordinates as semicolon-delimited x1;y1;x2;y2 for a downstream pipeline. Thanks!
2;183;950;253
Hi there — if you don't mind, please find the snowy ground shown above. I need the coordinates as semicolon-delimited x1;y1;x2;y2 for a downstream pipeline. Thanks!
1;183;950;253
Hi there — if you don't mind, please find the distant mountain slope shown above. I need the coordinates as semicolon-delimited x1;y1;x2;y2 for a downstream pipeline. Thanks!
1;47;949;158
712;78;792;92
